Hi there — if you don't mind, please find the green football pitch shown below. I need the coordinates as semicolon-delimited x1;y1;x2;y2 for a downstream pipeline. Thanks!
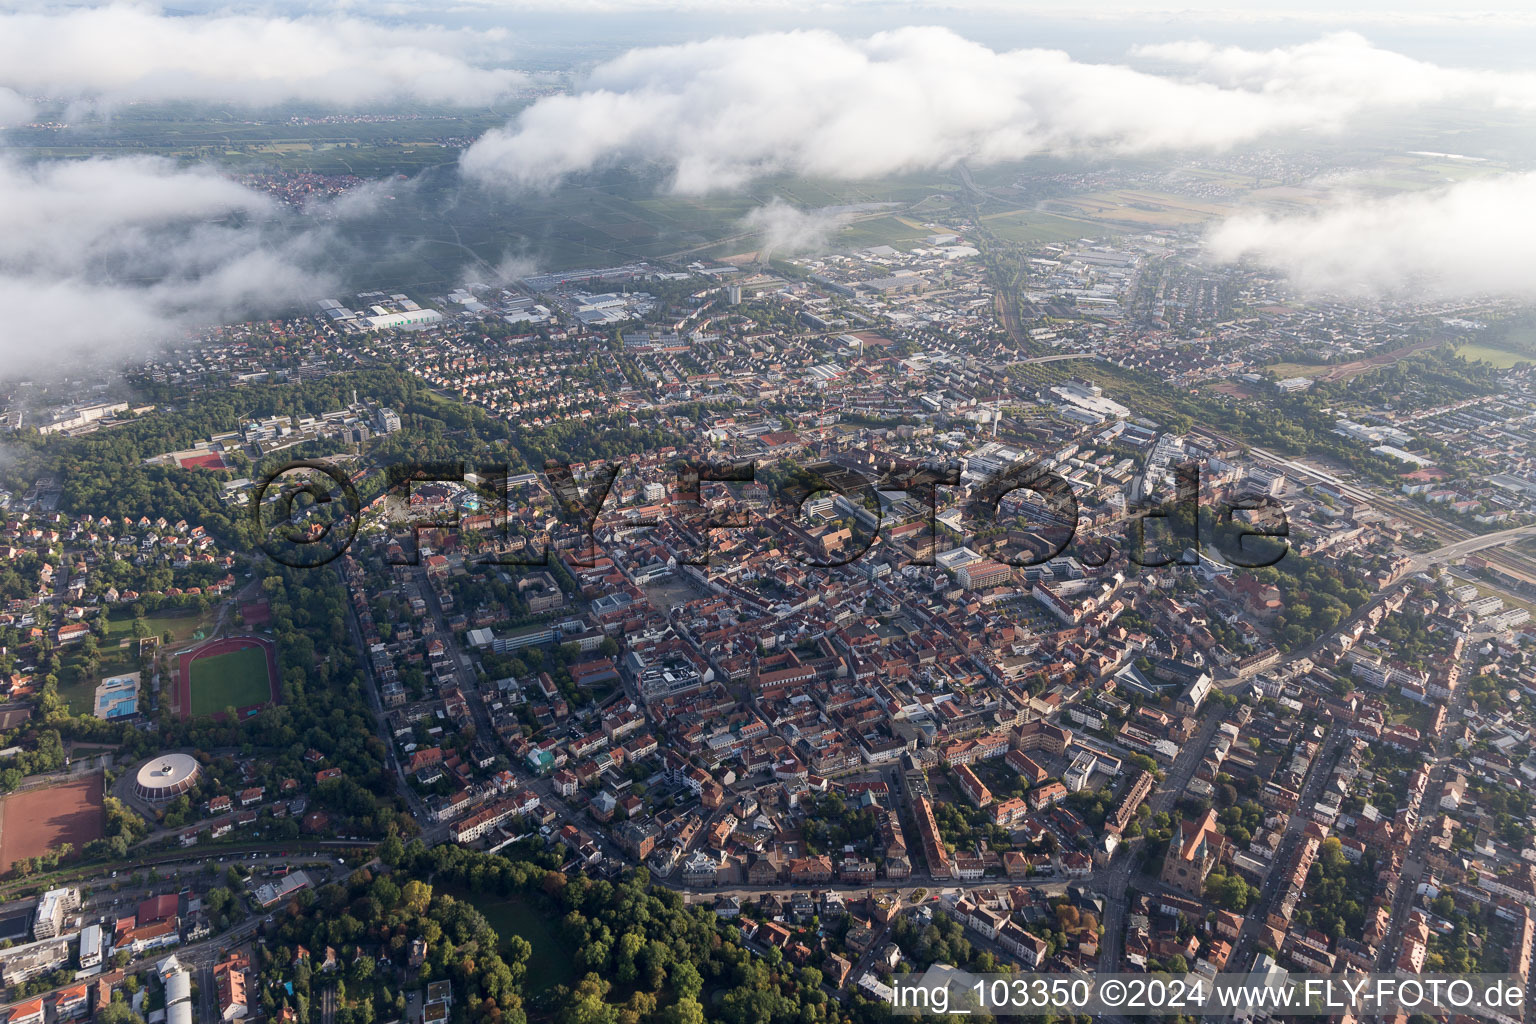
188;647;273;718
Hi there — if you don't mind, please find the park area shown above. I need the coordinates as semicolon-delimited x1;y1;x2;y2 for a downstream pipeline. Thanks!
178;636;279;720
56;605;219;715
1454;342;1535;369
0;775;105;873
467;893;578;995
104;603;218;644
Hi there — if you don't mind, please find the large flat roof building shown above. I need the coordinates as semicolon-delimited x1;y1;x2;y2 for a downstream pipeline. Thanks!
366;309;443;331
32;888;79;940
78;924;102;970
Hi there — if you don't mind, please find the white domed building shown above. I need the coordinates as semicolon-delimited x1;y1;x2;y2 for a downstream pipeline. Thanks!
133;753;201;802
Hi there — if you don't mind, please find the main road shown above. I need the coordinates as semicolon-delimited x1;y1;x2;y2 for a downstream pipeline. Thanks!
1406;520;1536;571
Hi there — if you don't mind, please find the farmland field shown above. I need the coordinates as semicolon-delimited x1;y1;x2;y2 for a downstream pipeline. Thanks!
835;215;935;248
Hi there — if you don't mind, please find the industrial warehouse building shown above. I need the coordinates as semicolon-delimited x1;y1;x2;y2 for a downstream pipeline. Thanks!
366;309;443;330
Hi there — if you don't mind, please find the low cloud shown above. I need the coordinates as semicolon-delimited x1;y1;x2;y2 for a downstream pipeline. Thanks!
1206;171;1536;299
0;155;350;374
474;253;540;290
741;200;853;257
0;87;33;126
303;177;411;221
1135;33;1536;111
0;5;529;112
461;28;1536;194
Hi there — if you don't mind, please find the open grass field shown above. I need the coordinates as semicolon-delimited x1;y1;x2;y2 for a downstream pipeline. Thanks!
55;647;137;716
0;775;105;873
179;636;278;720
1042;189;1233;227
981;208;1102;243
104;605;216;643
1264;361;1330;379
1454;342;1535;368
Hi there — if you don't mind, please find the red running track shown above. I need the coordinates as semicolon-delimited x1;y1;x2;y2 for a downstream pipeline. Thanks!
175;634;279;722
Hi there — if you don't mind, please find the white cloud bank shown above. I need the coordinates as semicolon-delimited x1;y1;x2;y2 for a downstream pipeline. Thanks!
0;5;528;121
0;87;33;126
0;156;356;374
1135;33;1536;110
460;28;1536;193
1206;172;1536;300
741;200;855;257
